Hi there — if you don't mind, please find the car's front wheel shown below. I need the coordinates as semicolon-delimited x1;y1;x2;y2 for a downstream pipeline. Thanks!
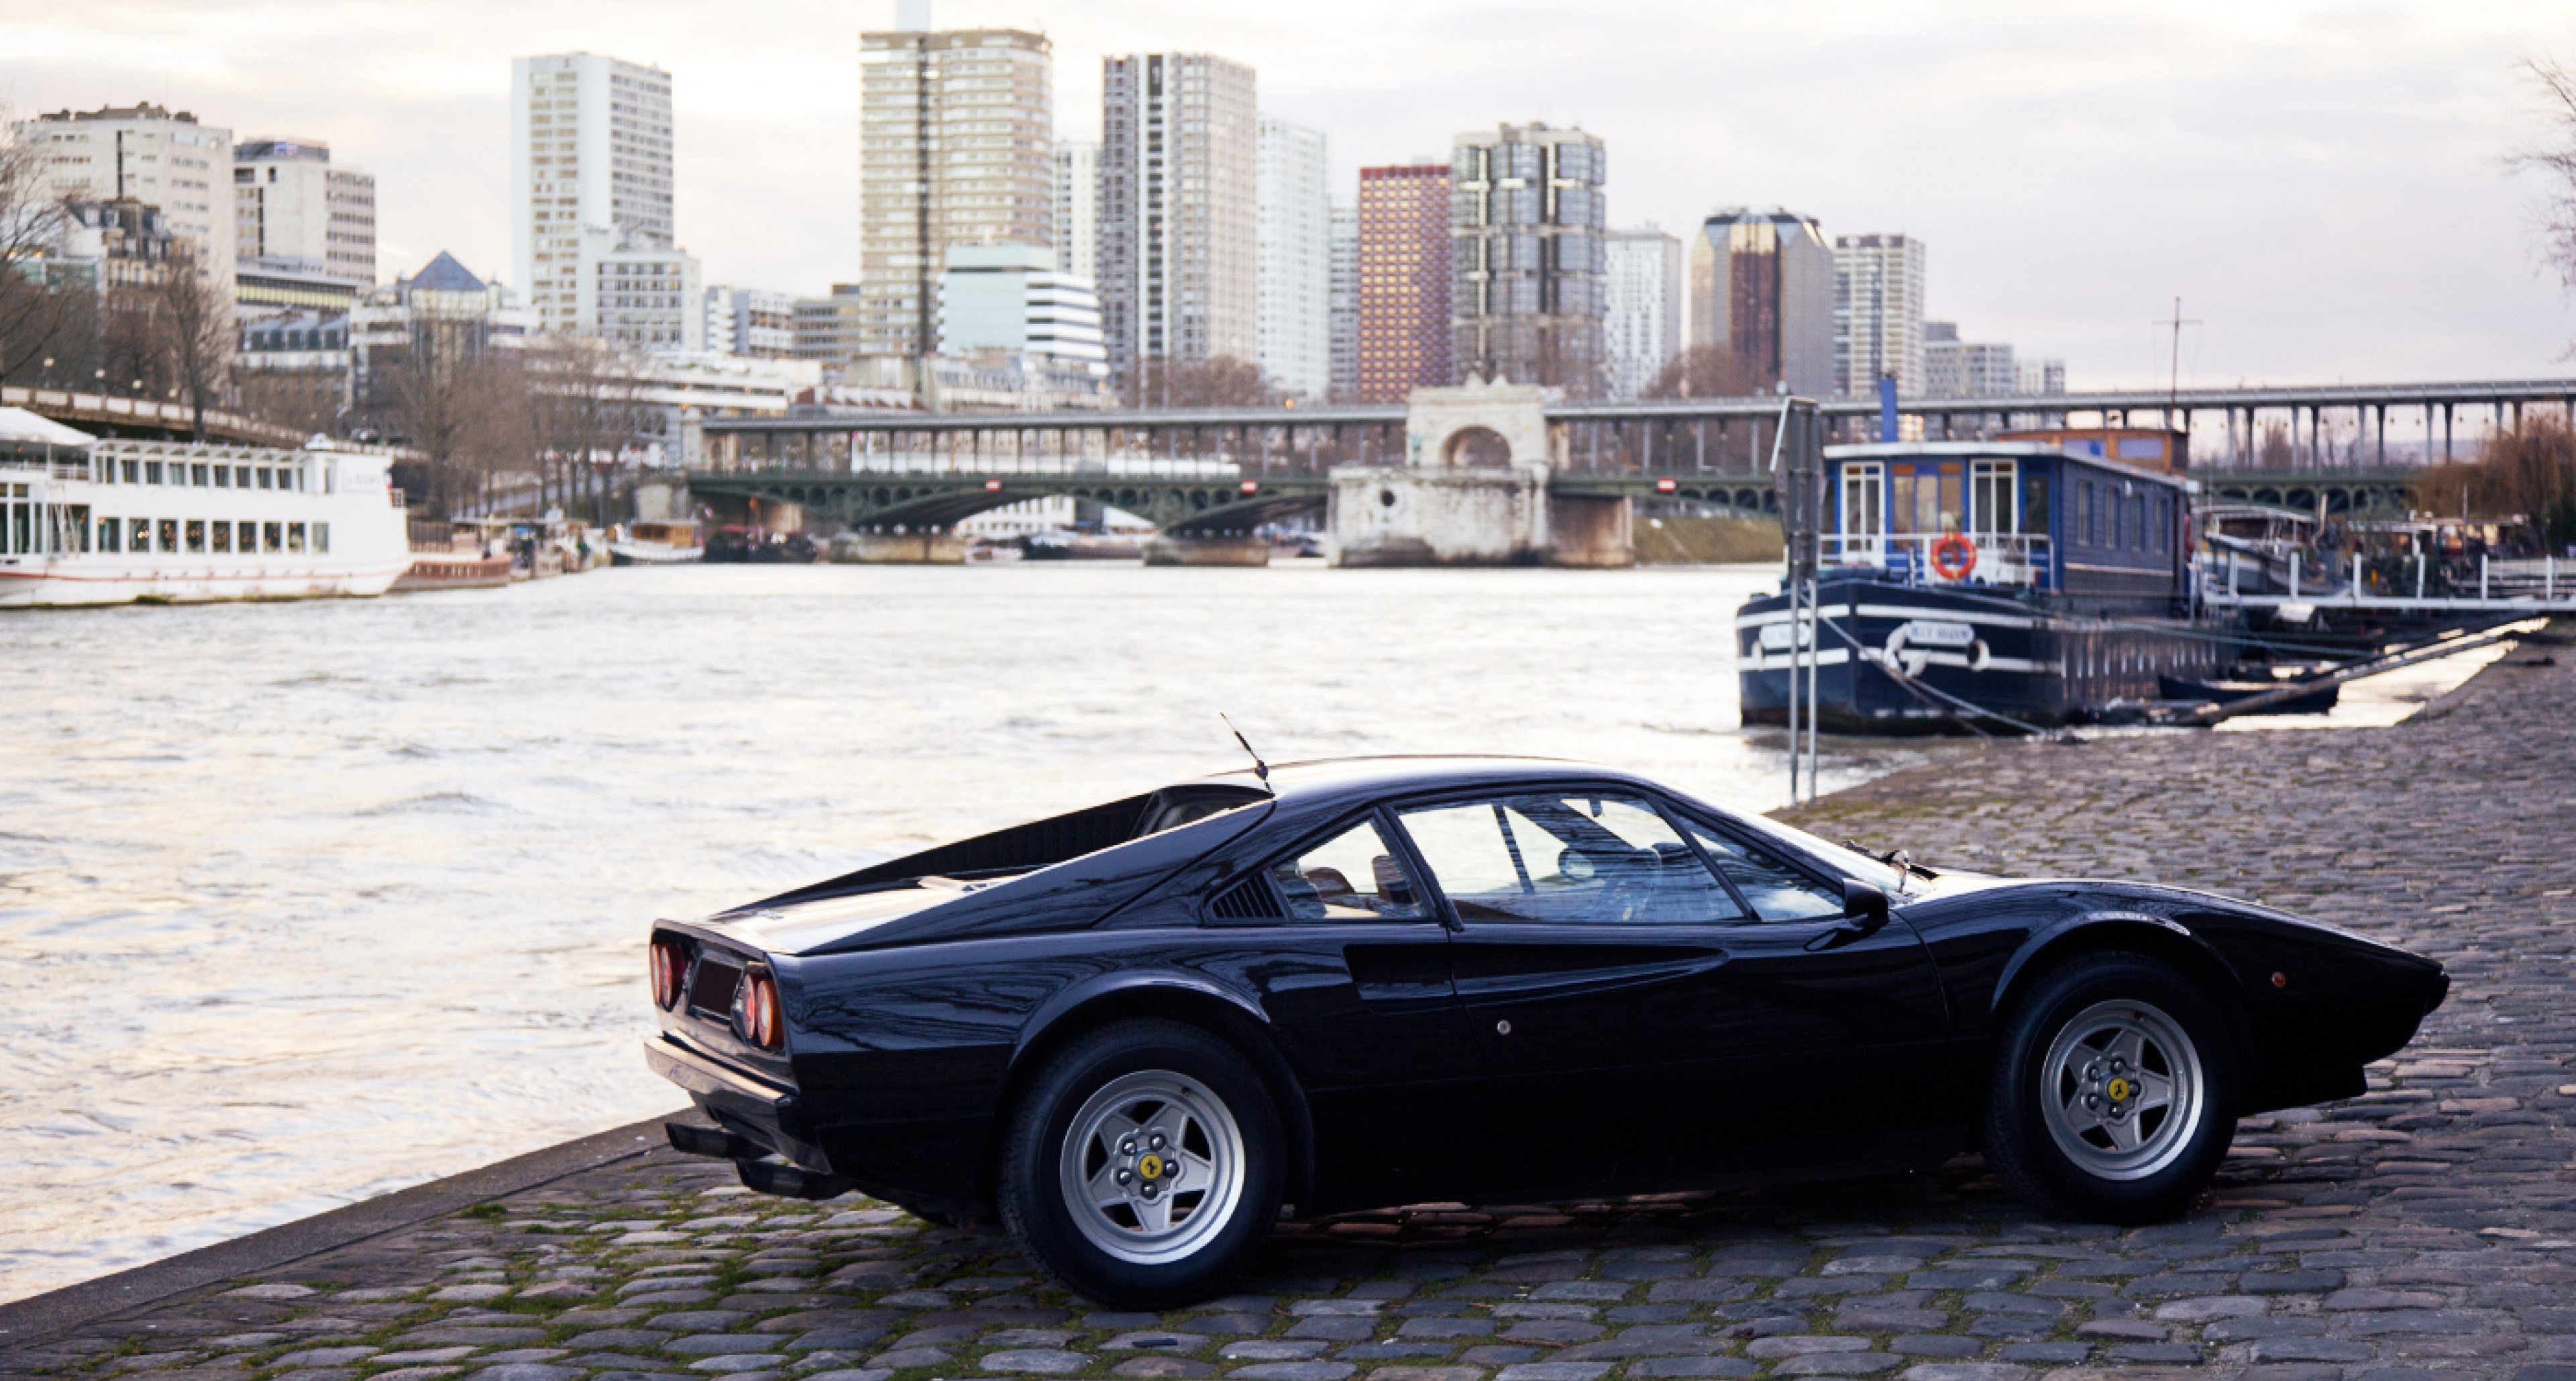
1984;952;2238;1223
998;1019;1283;1307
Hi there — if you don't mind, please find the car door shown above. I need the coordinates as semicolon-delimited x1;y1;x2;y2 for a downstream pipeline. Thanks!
1206;808;1472;1206
1389;788;1756;1197
1668;810;1958;1154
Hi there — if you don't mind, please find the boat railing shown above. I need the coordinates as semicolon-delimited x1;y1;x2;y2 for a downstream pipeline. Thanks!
1823;531;2053;589
0;452;93;481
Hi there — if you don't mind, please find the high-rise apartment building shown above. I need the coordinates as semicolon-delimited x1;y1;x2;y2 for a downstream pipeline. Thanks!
1098;52;1259;371
703;286;798;358
794;287;869;368
1054;140;1097;290
1688;207;1834;399
1450;122;1606;395
2017;358;2067;396
1255;115;1330;399
1834;232;1925;397
1603;225;1680;401
1923;321;2019;398
1327;199;1358;402
857;23;1054;358
1354;162;1451;405
233;138;375;285
511;52;676;338
16;103;236;301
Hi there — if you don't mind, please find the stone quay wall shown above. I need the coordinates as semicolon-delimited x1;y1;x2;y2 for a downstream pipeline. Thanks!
7;635;2573;1381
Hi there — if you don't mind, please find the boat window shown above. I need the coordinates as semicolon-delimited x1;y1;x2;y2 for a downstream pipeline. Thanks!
1685;825;1845;922
235;521;253;552
191;464;209;487
1269;817;1425;923
287;522;307;554
100;517;122;553
258;468;273;490
1839;462;1883;537
263;521;282;553
315;522;329;554
214;465;231;489
185;519;206;554
211;521;231;554
1397;794;1744;926
158;518;178;553
1890;461;1966;535
2;484;26;556
65;506;89;552
1971;460;2017;533
146;461;163;484
234;466;250;487
122;459;138;484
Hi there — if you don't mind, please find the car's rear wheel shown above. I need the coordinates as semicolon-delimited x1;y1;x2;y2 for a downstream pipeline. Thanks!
998;1019;1283;1308
1984;952;2237;1223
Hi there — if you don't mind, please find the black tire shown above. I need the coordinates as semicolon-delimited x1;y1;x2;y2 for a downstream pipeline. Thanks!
1983;951;2239;1223
998;1019;1284;1309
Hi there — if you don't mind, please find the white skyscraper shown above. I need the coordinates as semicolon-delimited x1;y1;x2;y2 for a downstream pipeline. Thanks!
511;52;677;338
1833;233;1926;397
1055;140;1098;289
16;103;236;301
1254;115;1330;399
1327;199;1357;403
1099;52;1259;369
1602;225;1680;401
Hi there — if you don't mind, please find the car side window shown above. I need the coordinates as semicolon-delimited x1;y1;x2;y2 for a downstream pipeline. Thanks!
1399;794;1746;925
1269;817;1425;922
1686;823;1844;921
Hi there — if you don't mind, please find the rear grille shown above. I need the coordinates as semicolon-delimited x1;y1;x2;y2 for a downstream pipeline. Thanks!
1209;876;1281;921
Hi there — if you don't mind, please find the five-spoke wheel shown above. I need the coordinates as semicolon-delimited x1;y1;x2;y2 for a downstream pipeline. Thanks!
1000;1019;1282;1308
1985;952;2237;1223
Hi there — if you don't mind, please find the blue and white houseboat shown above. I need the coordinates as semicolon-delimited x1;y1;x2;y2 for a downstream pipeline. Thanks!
1737;442;2225;733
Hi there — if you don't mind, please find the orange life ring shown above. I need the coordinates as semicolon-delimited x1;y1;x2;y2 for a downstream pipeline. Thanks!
1930;532;1978;581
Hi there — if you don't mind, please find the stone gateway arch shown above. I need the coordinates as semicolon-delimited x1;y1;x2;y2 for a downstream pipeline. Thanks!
1329;377;1633;567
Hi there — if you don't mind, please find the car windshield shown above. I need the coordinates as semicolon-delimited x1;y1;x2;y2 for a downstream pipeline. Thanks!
1723;810;1911;894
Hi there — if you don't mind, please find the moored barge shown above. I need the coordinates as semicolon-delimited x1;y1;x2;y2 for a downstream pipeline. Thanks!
1739;442;2226;733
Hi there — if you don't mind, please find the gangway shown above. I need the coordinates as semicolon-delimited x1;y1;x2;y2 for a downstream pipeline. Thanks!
2205;551;2576;615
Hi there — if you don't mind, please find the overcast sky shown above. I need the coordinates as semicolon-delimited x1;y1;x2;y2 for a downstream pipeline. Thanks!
8;0;2574;388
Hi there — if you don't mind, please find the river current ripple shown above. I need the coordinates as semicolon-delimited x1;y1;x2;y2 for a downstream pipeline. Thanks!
0;562;1966;1301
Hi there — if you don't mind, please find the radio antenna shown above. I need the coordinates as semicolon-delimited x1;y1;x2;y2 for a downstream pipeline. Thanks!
1220;713;1273;793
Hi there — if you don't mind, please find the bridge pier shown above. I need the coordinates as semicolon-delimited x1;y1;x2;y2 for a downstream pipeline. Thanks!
1143;535;1271;566
828;531;965;564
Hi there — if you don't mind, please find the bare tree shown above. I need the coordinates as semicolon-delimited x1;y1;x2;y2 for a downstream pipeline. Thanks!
149;238;233;438
522;336;642;521
1644;344;1765;401
0;111;78;384
1122;354;1279;409
2411;415;2576;548
2513;56;2576;293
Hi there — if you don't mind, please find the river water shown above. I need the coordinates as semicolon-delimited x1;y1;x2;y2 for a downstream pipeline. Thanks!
0;562;1954;1302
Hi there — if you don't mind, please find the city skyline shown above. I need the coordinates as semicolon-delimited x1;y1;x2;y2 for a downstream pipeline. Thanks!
5;0;2571;389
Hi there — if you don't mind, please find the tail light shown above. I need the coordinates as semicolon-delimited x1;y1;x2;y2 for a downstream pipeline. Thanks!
649;939;686;1010
734;971;784;1051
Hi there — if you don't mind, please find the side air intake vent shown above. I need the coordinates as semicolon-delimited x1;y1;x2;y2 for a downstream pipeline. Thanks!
1208;876;1281;922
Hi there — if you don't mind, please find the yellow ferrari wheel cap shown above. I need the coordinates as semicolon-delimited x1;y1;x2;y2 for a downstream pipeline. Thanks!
2106;1077;2133;1102
1138;1153;1165;1180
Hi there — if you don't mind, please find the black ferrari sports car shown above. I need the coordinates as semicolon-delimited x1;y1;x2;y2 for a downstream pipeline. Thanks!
645;756;2447;1307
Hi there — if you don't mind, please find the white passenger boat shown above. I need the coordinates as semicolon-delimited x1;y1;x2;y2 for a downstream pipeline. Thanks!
0;409;413;609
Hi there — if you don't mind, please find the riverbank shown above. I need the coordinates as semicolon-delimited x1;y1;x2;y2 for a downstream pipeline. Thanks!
6;625;2571;1380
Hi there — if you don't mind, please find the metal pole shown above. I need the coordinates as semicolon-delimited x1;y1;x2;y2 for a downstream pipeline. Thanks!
2415;552;2425;601
2480;554;2489;602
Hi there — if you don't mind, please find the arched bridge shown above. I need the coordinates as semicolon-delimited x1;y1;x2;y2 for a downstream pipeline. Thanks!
687;468;1334;537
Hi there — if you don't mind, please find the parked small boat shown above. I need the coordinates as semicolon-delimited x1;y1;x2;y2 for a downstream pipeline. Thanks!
392;553;514;592
2157;674;2341;715
608;520;703;566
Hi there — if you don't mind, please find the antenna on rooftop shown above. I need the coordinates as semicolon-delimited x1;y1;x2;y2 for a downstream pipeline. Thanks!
1220;713;1273;794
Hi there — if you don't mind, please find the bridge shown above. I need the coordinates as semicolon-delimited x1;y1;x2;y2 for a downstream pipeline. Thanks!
5;385;313;448
690;374;2560;554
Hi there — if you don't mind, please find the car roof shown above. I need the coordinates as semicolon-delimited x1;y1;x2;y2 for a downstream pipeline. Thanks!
1197;754;1662;807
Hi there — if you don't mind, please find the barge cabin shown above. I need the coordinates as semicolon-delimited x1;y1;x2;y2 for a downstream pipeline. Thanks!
1737;442;2224;733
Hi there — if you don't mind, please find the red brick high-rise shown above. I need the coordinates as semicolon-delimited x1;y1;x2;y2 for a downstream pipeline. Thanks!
1354;163;1451;405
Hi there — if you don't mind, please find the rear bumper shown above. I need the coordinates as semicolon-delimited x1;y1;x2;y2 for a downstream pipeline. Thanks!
642;1036;830;1172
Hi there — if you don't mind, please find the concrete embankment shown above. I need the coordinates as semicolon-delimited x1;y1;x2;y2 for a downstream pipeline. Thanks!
7;630;2573;1379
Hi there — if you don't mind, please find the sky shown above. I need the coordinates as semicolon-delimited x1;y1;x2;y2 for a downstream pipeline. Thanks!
7;0;2576;389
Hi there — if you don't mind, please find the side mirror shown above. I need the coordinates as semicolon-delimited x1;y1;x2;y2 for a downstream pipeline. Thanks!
1841;879;1891;937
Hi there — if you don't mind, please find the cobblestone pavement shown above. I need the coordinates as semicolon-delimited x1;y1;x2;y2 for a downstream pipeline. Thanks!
13;639;2575;1381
